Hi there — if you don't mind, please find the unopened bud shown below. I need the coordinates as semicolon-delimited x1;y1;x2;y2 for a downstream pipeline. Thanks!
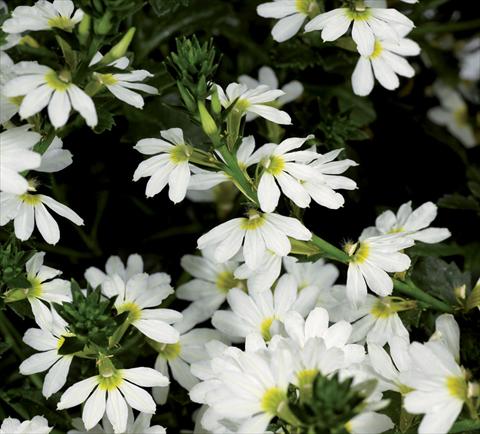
94;10;113;35
211;88;222;114
198;101;217;136
455;284;467;300
101;28;136;65
343;241;357;257
78;14;91;45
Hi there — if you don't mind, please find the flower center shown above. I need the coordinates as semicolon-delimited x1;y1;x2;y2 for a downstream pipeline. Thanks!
264;155;285;176
27;276;43;298
261;387;286;415
234;98;251;112
446;375;467;401
116;302;142;322
45;70;71;91
370;299;394;319
57;335;66;350
97;73;118;86
97;371;123;391
296;0;319;16
370;40;383;59
240;210;266;230
216;271;241;294
453;107;468;127
345;7;372;21
157;342;181;361
260;316;274;341
352;242;370;263
19;193;42;205
47;16;75;31
297;369;318;389
169;144;192;164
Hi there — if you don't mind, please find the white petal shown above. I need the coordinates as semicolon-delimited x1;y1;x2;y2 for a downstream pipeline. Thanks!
43;356;72;398
19;350;59;375
352;57;374;96
106;387;128;433
67;85;98;127
168;162;190;203
122;367;169;387
48;90;71;128
134;319;180;344
19;84;53;119
118;381;156;413
57;377;98;409
271;13;306;43
82;387;106;430
35;204;60;245
352;20;375;56
258;172;281;213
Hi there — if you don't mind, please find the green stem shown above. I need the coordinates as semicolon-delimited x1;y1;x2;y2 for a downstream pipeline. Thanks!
310;234;349;263
393;279;453;313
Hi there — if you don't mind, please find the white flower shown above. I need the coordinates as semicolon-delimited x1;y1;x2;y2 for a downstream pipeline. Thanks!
7;252;71;330
195;346;294;433
0;188;84;245
57;366;169;434
238;66;303;118
2;0;84;33
305;5;414;56
0;416;52;434
458;37;480;82
4;62;98;129
257;0;319;42
133;128;199;202
89;53;158;109
0;126;41;194
198;209;311;270
346;233;413;306
346;412;394;434
153;308;226;404
20;306;73;398
400;339;468;434
216;83;292;125
0;52;20;124
84;253;144;289
234;250;283;292
428;81;477;148
176;248;244;327
352;37;420;96
361;201;451;244
99;273;182;344
212;274;317;341
37;136;73;173
428;314;460;362
335;291;410;346
367;336;412;393
68;410;166;434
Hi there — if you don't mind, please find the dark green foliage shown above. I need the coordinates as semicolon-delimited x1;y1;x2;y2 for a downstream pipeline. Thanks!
0;238;35;292
287;373;377;434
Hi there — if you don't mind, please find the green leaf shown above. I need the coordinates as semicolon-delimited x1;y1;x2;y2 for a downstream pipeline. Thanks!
438;193;480;212
149;0;190;17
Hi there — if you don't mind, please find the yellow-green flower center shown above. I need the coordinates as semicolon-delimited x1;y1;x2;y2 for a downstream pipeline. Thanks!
297;369;318;389
370;41;383;59
296;0;319;16
370;299;395;319
260;316;274;341
116;302;142;322
446;375;467;401
19;193;42;205
27;276;43;298
45;70;71;91
345;7;372;21
234;98;251;113
216;271;241;294
261;387;286;415
240;211;266;230
454;107;468;127
157;342;181;361
8;95;24;106
97;73;118;86
352;242;370;264
47;16;75;31
264;155;285;176
97;371;123;391
397;382;414;395
169;144;192;164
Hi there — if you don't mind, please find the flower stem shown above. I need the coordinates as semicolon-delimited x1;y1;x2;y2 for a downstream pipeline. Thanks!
310;234;349;263
393;279;453;313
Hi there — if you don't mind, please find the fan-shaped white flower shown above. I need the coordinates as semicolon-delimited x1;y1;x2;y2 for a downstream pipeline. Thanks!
20;306;73;398
257;0;319;42
0;188;84;245
305;5;414;56
100;273;182;344
36;136;73;173
428;82;477;148
234;250;283;292
197;209;311;270
361;201;451;244
4;62;97;129
57;365;169;433
0;52;20;124
68;411;166;434
0;416;52;434
0;126;41;194
400;339;468;434
216;83;292;125
352;37;420;96
133;128;200;202
89;53;158;109
2;0;84;33
212;275;318;341
341;294;411;346
176;248;244;327
153;308;227;404
428;314;460;362
238;66;303;119
5;252;71;330
345;233;414;306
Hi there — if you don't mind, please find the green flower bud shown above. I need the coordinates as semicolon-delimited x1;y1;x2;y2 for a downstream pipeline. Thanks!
100;27;136;65
198;101;218;136
211;88;222;114
94;10;113;35
78;14;91;45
